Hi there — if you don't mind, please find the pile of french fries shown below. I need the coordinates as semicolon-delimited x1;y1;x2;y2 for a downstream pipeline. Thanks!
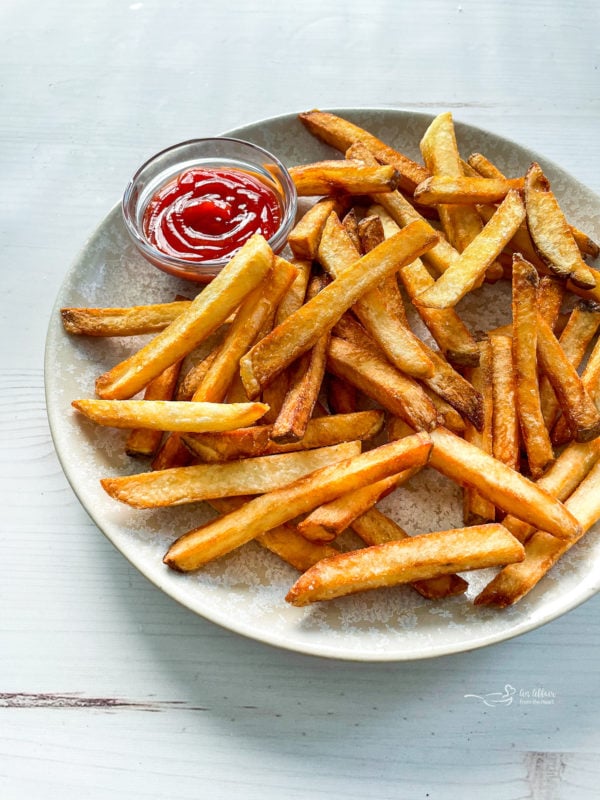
62;110;600;612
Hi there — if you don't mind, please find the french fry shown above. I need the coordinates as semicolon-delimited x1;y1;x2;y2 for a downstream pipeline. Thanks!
571;227;600;259
498;436;600;544
72;399;269;432
489;335;520;471
357;213;385;253
192;257;297;403
240;220;439;397
298;109;429;194
297;468;420;542
414;175;523;205
288;160;400;196
285;524;524;606
467;152;507;180
209;496;340;572
102;442;360;509
536;314;600;442
151;432;192;471
421;386;465;434
327;336;438;431
350;508;468;599
524;161;597;289
342;208;362;252
414;190;526;309
426;426;580;540
95;234;273;399
125;359;183;458
368;202;480;367
334;313;483;430
61;301;191;337
463;341;496;524
164;432;433;571
540;301;600;430
288;200;342;260
537;276;565;329
182;410;384;462
552;333;600;445
176;346;221;401
511;255;554;478
475;458;600;606
271;275;330;443
317;212;435;379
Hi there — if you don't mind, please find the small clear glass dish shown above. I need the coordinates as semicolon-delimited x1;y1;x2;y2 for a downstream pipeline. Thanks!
122;137;298;283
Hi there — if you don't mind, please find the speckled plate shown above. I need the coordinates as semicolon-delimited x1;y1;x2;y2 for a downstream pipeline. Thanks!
45;109;600;661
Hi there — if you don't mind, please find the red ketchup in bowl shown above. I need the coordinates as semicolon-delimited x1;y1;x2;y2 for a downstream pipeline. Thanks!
143;167;282;262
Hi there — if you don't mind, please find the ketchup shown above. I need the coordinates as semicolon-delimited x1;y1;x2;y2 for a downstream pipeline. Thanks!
143;167;282;261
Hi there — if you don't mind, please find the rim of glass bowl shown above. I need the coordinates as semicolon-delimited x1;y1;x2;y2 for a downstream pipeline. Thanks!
121;137;298;279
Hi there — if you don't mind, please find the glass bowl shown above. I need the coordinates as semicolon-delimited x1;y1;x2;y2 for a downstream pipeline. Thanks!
122;138;298;283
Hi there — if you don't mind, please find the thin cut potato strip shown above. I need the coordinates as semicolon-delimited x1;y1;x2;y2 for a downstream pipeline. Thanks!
350;508;468;599
500;437;600;543
96;234;274;399
209;497;339;573
164;432;433;571
125;359;183;458
288;160;399;196
463;341;495;525
288;199;342;260
489;335;520;471
182;410;384;462
72;399;269;432
285;524;524;606
475;459;600;606
240;220;439;397
512;255;554;478
101;442;360;509
414;190;526;309
61;301;191;337
297;468;419;542
427;426;580;541
298;109;429;194
536;315;600;442
525;161;597;289
414;175;523;205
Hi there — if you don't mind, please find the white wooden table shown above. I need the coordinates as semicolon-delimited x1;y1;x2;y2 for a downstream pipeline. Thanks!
3;1;600;796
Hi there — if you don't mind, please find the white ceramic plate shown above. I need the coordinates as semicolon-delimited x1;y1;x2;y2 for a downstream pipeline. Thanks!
45;109;600;661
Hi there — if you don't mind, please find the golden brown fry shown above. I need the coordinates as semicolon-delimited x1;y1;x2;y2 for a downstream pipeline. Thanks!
96;234;273;399
240;220;439;397
427;426;580;540
571;226;600;259
466;152;507;180
285;524;524;606
288;200;342;260
421;386;465;434
317;212;435;379
414;175;523;205
297;468;419;542
552;332;600;445
415;191;526;309
151;432;192;471
102;442;360;509
60;301;191;337
182;410;384;462
72;399;269;432
357;214;385;253
536;314;600;442
537;276;565;329
489;335;520;471
271;276;330;443
192;258;297;403
349;508;468;599
164;432;433;571
342;208;362;252
463;341;495;524
475;458;600;606
176;347;221;401
299;109;429;194
525;161;597;289
125;359;183;458
327;336;438;432
499;436;600;543
541;302;600;430
512;255;554;478
288;160;399;196
209;496;339;572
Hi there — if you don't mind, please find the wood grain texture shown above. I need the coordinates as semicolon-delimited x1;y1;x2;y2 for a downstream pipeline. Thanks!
2;0;600;796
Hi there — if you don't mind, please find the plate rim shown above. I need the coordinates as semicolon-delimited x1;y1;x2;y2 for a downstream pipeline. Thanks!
45;106;600;662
